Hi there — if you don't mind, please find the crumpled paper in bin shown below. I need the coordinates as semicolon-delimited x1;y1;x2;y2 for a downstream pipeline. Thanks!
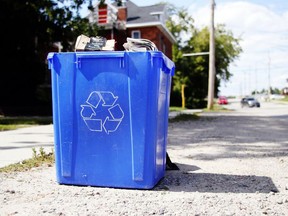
75;34;115;51
123;38;158;51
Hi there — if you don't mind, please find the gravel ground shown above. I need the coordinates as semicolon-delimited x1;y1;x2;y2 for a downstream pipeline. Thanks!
1;101;288;216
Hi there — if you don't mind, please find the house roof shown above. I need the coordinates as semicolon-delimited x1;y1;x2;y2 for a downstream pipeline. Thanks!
112;1;176;43
125;1;166;24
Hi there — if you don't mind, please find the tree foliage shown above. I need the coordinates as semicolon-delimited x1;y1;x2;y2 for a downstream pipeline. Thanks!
0;0;98;115
167;7;242;108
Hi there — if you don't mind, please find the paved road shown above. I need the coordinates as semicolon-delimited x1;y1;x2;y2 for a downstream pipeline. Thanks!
225;98;288;116
0;99;287;168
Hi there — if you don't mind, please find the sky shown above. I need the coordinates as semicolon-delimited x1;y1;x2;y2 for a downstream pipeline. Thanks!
85;0;288;96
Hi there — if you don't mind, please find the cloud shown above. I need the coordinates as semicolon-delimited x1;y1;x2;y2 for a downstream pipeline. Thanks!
219;2;285;30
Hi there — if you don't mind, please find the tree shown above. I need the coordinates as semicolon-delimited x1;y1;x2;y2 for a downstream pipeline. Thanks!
0;0;98;115
167;7;242;108
166;8;196;108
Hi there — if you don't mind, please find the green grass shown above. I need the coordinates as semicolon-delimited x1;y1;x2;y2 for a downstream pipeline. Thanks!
169;106;200;123
281;96;288;102
169;106;186;112
170;104;233;113
0;147;54;173
270;96;288;104
0;116;52;131
169;113;199;123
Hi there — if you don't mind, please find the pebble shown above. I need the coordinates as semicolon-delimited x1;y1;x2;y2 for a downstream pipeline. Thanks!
5;189;15;194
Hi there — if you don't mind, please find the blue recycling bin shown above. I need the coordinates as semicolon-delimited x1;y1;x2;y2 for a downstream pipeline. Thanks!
47;51;175;189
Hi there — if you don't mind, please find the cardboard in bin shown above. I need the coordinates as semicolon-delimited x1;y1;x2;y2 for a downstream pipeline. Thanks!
47;51;175;189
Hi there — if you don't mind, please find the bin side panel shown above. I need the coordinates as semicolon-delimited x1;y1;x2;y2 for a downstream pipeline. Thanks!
127;52;173;188
155;58;172;181
50;53;77;179
126;52;152;184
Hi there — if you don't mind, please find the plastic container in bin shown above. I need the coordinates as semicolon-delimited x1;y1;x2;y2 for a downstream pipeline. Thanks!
47;51;175;189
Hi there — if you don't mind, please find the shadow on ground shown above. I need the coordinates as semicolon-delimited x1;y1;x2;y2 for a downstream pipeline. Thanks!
156;163;278;193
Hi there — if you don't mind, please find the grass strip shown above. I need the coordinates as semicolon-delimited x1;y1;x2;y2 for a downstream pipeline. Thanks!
0;116;52;131
0;147;54;173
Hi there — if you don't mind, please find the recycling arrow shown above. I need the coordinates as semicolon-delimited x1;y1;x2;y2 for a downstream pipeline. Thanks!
103;117;122;134
80;91;124;134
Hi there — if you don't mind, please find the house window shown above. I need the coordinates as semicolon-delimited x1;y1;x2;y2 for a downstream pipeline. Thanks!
131;30;141;39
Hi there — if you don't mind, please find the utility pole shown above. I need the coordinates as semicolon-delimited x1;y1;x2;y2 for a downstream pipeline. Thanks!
207;0;216;110
255;65;258;96
268;53;271;101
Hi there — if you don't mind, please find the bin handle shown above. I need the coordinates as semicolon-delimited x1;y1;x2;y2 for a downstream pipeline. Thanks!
150;52;175;76
47;53;55;69
75;52;125;69
162;56;175;75
76;52;125;58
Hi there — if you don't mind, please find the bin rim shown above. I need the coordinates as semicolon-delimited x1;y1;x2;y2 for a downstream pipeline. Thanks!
47;51;175;76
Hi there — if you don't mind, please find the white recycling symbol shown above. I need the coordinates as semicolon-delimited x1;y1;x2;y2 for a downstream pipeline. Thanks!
80;91;124;134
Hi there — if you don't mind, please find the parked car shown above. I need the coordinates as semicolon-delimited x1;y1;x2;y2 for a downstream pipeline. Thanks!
241;97;260;108
218;96;228;105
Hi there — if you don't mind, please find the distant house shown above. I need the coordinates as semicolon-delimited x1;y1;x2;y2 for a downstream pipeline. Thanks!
87;0;176;59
